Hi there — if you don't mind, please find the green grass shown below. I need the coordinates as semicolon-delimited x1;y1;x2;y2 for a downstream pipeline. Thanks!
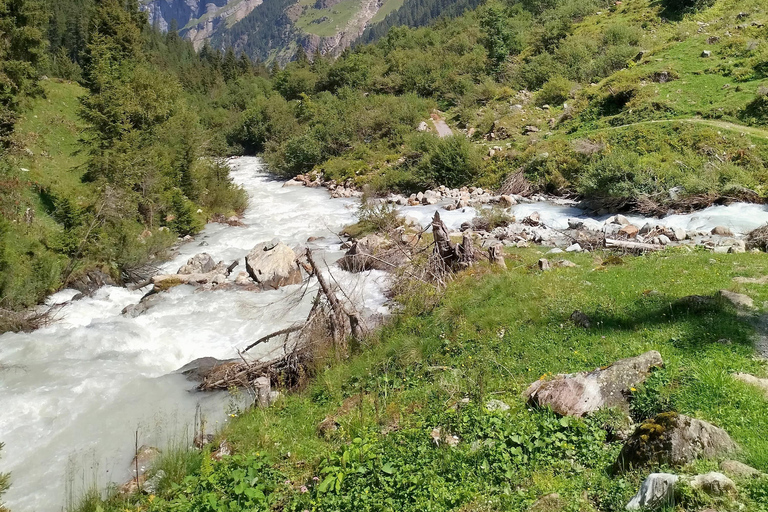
84;248;768;511
295;0;364;37
369;0;405;24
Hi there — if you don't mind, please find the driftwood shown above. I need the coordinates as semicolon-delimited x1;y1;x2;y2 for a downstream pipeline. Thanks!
605;238;663;253
199;248;368;391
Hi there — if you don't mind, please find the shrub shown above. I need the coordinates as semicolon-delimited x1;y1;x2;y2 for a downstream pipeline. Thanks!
535;76;574;106
472;206;514;231
577;150;661;199
420;135;483;188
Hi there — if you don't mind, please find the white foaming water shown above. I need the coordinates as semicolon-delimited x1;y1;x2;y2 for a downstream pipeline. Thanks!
400;200;768;235
0;158;387;511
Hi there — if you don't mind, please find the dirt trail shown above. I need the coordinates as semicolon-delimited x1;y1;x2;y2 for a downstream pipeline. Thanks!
430;112;453;138
596;117;768;140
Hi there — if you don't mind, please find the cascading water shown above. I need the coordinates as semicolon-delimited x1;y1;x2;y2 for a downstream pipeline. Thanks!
1;156;766;511
0;158;388;511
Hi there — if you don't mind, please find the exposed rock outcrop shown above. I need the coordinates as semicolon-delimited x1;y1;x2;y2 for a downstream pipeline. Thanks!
615;412;738;472
524;351;663;417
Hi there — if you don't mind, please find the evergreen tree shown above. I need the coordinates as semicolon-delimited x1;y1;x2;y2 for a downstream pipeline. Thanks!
0;0;49;142
237;52;253;76
222;46;238;81
295;44;309;67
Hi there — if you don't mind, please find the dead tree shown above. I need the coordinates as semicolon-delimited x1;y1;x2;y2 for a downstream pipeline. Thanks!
432;212;476;270
304;248;366;356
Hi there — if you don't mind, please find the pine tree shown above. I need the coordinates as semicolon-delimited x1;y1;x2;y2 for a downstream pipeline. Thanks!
0;0;49;142
222;46;238;81
237;52;253;76
294;43;309;67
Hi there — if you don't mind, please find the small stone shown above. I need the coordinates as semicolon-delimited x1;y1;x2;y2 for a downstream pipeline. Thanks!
721;459;764;479
719;289;754;309
547;248;564;254
565;243;582;252
657;235;671;245
567;218;584;230
619;224;639;238
701;50;712;58
556;259;577;268
538;258;551;271
570;310;591;328
671;227;686;241
499;195;516;207
733;373;768;398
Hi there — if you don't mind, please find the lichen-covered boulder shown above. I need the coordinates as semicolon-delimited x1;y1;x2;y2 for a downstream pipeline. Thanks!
614;412;738;472
245;240;302;289
523;351;664;417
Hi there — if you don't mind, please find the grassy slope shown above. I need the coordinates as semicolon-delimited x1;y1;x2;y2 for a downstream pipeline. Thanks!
296;0;367;37
94;249;768;511
14;79;90;222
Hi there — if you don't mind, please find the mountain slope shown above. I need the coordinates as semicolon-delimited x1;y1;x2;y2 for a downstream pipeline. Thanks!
141;0;475;61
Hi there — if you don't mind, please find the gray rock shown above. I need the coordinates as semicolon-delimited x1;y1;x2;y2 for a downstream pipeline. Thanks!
245;241;302;289
671;227;687;241
565;243;582;252
719;289;754;309
176;357;239;382
547;248;564;254
626;473;678;511
607;214;630;226
639;223;654;235
733;373;768;397
178;253;216;275
567;218;584;230
538;258;551;271
701;50;712;58
615;413;737;472
720;459;764;479
657;235;671;245
524;350;663;417
690;472;737;496
131;445;160;477
68;269;116;296
556;259;577;268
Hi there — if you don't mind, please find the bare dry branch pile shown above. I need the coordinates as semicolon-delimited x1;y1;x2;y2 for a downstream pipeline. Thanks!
499;170;533;197
198;248;369;392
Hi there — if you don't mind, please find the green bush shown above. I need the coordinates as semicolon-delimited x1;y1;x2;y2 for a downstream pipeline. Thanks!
419;135;483;188
577;150;661;199
535;76;574;106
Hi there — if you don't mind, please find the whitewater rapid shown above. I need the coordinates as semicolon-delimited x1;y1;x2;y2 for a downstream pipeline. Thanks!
2;156;766;511
0;158;388;511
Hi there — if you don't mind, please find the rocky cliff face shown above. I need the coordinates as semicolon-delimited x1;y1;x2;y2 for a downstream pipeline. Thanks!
143;0;388;59
142;0;264;49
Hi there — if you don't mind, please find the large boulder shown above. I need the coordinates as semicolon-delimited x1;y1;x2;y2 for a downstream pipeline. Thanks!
524;351;664;417
615;412;738;472
625;473;678;511
178;253;216;274
245;240;302;289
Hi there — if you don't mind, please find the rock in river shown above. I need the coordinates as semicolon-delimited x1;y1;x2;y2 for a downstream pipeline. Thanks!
245;240;302;289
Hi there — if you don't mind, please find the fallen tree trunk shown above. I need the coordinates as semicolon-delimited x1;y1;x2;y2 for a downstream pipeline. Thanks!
605;238;663;252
